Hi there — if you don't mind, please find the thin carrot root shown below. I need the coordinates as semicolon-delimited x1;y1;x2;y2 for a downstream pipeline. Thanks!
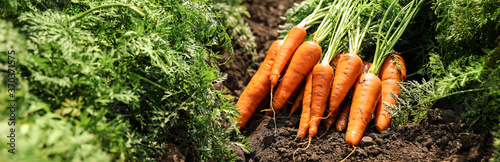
293;137;313;162
270;88;278;136
340;146;357;162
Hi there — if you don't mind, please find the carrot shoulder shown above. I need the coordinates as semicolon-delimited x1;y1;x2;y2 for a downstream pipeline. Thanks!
235;40;284;128
374;54;406;132
345;73;381;146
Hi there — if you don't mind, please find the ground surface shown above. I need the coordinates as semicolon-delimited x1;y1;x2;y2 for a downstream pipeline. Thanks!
220;0;494;161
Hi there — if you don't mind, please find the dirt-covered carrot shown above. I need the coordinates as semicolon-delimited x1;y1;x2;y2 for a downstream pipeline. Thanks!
296;73;313;141
345;73;382;146
329;53;342;68
374;54;406;132
324;53;362;130
335;95;351;132
319;53;343;129
307;62;334;142
335;61;371;132
235;40;284;128
345;0;421;146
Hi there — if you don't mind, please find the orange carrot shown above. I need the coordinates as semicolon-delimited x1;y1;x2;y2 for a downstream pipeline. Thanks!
271;41;322;113
306;62;334;145
320;54;343;131
269;25;307;88
345;73;382;146
235;40;284;128
324;53;363;131
335;61;371;132
335;97;351;132
344;0;420;148
296;73;313;141
289;85;305;116
374;54;406;132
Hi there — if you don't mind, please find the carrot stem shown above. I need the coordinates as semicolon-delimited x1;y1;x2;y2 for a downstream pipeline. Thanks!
368;0;423;75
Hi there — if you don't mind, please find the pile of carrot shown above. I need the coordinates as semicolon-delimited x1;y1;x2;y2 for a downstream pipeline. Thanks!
234;0;422;150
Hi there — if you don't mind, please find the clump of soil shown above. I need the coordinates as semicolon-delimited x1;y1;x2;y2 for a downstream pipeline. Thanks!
220;0;494;161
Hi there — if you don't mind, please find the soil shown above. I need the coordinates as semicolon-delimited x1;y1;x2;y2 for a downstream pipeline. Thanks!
220;0;495;161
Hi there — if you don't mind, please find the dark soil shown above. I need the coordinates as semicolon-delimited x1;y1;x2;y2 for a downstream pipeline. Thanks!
220;0;495;161
240;109;493;161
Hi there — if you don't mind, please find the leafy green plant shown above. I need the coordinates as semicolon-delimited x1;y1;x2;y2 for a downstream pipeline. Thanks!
492;124;500;161
391;53;499;129
432;0;500;64
213;0;256;58
1;0;251;161
388;0;500;133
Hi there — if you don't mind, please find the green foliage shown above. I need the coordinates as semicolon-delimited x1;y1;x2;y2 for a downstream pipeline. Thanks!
388;0;500;135
433;0;500;47
390;78;437;126
213;0;256;59
492;125;500;161
279;0;329;38
1;0;251;161
432;0;500;64
391;53;499;130
0;19;25;53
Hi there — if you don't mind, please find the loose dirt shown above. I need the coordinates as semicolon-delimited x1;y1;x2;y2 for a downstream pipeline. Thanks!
220;0;494;161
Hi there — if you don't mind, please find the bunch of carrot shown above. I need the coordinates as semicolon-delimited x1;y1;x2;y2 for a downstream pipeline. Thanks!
234;0;422;149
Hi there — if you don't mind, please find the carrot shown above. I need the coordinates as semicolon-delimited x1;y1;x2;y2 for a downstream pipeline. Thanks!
296;73;313;141
374;54;406;132
319;53;342;130
289;85;305;116
271;41;322;113
335;61;371;132
345;0;421;146
269;0;329;89
235;40;284;128
335;97;351;132
324;53;363;130
307;62;334;141
269;25;307;88
345;73;382;146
